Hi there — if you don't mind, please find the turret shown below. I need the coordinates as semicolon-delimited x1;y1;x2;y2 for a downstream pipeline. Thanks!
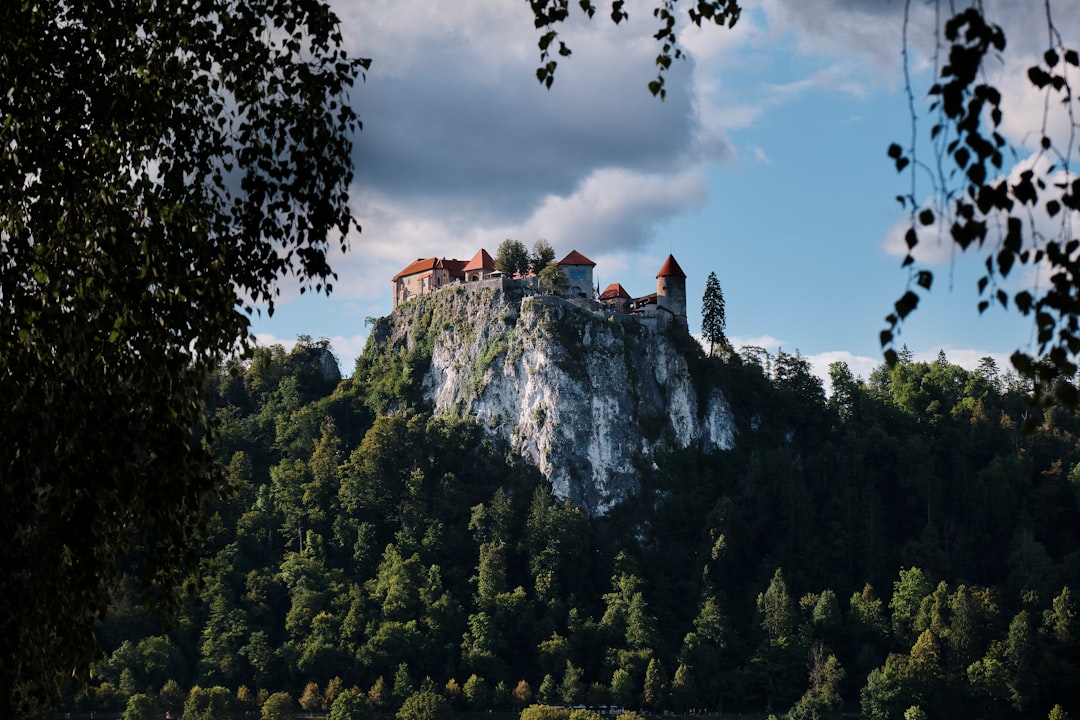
656;254;687;328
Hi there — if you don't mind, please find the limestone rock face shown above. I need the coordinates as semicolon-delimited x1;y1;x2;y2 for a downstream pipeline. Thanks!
373;282;736;515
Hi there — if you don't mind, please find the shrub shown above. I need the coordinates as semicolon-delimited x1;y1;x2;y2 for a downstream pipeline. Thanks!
519;704;571;720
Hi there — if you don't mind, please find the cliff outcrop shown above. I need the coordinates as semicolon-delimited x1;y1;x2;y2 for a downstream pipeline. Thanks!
363;282;735;515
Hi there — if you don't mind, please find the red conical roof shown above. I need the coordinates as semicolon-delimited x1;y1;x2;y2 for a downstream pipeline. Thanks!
656;254;686;278
558;249;596;266
463;248;495;272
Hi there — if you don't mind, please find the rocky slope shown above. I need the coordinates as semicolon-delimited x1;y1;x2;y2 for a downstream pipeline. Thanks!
365;281;735;515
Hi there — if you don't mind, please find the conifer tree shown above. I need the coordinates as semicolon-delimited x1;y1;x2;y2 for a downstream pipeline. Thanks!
701;271;730;357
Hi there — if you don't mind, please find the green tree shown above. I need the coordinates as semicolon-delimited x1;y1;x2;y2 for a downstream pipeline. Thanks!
1004;610;1036;710
396;690;452;720
463;674;490;710
495;238;531;278
531;239;557;274
560;661;586;707
787;646;844;720
519;706;570;720
368;677;393;711
861;659;905;720
393;662;416;703
642;657;667;711
261;692;295;720
891;567;934;645
669;664;696;713
1048;586;1078;645
758;568;796;641
538;262;570;295
609;667;636;709
538;674;559;705
0;1;365;713
329;690;373;720
701;271;730;357
183;685;234;720
1050;705;1072;720
569;709;602;720
123;694;159;720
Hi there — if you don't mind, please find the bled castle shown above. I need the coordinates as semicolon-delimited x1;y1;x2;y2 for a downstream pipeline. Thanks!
391;248;688;330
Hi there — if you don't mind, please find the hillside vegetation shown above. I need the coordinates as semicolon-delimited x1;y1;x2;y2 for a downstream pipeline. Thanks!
75;327;1080;720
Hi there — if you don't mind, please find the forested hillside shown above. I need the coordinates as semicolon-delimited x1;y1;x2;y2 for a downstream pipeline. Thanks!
75;333;1080;720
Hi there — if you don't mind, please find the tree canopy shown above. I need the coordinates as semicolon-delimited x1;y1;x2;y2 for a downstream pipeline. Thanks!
538;262;570;295
495;239;531;278
47;333;1080;719
0;0;364;714
530;240;557;275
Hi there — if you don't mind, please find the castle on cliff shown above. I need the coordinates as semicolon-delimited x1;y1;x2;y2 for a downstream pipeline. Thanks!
391;248;687;329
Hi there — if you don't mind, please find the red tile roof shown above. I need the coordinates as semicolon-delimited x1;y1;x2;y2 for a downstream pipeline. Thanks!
656;254;686;278
393;258;436;282
392;257;467;282
558;249;596;266
463;249;495;272
599;283;631;300
443;259;467;276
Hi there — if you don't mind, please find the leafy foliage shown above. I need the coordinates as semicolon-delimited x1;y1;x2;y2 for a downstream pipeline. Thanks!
397;690;452;720
495;239;531;278
883;2;1080;409
58;335;1080;720
526;0;741;98
539;262;571;295
531;240;557;275
0;1;365;714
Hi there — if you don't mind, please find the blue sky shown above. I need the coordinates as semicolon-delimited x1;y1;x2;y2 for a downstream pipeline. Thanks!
251;0;1076;391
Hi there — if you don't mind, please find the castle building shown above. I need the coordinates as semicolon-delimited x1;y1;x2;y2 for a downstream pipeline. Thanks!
655;254;688;329
557;250;596;298
390;248;688;330
392;256;468;308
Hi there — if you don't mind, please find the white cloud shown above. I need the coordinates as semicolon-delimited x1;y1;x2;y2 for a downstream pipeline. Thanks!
253;333;299;353
327;166;711;308
880;206;962;266
509;168;710;256
803;349;880;393
731;335;784;352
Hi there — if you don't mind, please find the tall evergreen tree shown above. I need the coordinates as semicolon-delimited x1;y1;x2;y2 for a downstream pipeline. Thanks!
701;271;730;357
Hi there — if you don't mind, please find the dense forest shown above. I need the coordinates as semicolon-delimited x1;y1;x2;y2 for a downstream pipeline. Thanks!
73;329;1080;720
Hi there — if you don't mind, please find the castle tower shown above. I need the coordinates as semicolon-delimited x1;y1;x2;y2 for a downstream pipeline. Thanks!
656;254;687;328
557;250;596;298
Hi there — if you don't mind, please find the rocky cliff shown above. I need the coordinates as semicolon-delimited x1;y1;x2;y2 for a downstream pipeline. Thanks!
364;281;736;515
